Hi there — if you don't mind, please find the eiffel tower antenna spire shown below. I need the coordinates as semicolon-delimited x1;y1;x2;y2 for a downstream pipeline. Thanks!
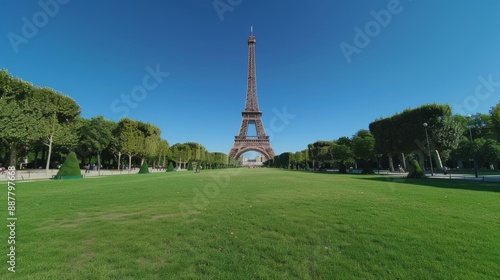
229;28;276;162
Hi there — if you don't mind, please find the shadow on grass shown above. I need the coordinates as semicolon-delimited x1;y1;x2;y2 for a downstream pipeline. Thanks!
358;176;500;193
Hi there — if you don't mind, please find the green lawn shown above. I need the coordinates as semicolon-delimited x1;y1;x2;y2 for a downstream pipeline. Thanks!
2;169;500;279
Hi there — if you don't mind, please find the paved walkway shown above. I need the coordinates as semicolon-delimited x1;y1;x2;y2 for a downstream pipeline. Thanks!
2;168;499;183
425;172;500;182
375;170;500;183
0;168;168;181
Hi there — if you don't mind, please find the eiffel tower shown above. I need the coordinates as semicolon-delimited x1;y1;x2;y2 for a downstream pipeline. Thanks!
229;27;276;161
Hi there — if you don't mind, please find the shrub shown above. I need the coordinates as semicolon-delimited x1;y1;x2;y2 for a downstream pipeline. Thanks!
54;152;82;179
187;161;193;171
167;162;174;172
138;162;149;174
407;159;424;178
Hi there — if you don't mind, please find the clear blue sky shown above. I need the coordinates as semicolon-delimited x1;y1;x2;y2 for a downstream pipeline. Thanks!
2;1;500;155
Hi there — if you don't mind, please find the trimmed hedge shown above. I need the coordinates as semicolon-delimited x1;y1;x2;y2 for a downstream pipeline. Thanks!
167;162;174;172
54;152;82;180
138;162;149;174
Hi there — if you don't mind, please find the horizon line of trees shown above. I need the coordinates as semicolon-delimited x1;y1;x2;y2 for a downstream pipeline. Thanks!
266;103;500;174
3;69;500;174
0;69;238;172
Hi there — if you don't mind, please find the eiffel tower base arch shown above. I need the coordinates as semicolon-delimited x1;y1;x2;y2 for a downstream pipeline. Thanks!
229;140;276;161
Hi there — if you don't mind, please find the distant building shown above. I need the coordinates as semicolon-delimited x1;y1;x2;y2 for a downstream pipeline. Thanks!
241;154;264;167
256;155;265;163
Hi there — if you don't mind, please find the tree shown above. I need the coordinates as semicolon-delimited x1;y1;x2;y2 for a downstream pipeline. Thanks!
79;116;116;176
308;141;333;170
490;103;500;141
108;123;128;171
136;122;162;167
171;143;192;169
352;130;375;174
0;70;44;166
116;118;141;173
278;152;291;169
465;113;494;139
0;70;82;168
477;138;500;169
157;140;171;168
36;87;81;173
291;151;305;170
183;142;206;169
431;114;466;164
207;152;228;168
450;136;473;162
370;104;460;170
330;137;354;174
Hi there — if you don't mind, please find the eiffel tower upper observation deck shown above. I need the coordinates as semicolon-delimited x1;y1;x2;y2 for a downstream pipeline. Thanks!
228;27;276;161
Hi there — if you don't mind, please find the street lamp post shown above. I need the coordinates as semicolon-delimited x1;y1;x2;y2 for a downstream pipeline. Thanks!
423;123;434;176
467;125;479;178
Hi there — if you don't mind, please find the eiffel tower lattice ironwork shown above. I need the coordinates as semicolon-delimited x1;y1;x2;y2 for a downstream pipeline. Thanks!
229;28;276;161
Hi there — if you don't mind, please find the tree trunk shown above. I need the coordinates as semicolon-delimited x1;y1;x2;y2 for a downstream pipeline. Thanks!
117;152;122;172
97;152;101;176
401;153;407;170
45;133;54;174
128;154;132;174
9;143;17;167
388;154;395;172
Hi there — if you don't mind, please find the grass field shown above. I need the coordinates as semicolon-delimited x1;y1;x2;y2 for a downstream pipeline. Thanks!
2;169;500;279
